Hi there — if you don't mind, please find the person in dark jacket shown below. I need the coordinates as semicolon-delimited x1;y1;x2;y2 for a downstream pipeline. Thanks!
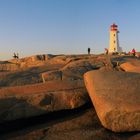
88;48;91;55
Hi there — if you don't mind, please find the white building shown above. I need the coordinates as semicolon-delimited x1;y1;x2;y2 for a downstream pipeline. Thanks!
109;23;122;53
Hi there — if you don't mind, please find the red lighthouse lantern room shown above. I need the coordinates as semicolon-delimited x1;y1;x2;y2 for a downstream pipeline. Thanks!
110;23;118;31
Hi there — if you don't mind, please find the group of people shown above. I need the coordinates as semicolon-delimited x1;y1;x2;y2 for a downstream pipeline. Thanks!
104;48;137;56
12;48;137;59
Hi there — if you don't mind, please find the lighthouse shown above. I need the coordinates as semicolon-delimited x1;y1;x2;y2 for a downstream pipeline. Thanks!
109;23;122;53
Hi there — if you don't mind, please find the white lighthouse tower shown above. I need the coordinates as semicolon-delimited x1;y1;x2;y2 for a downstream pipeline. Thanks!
109;23;122;53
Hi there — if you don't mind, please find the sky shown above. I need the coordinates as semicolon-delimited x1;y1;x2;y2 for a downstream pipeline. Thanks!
0;0;140;60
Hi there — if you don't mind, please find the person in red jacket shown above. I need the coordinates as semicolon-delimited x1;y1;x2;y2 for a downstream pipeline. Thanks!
131;48;136;56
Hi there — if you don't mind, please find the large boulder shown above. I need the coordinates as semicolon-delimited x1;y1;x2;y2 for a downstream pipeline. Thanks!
120;60;140;73
0;80;89;123
84;70;140;132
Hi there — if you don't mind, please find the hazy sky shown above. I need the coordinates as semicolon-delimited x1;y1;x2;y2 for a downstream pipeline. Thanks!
0;0;140;60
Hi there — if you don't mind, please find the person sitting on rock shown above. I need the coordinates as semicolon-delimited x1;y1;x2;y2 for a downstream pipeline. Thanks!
13;53;17;59
13;53;19;59
131;48;136;56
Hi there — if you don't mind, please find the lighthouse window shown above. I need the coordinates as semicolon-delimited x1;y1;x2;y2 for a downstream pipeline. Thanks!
114;41;115;43
114;34;115;36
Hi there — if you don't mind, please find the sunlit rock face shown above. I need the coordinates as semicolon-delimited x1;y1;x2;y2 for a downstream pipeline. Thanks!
84;70;140;132
120;59;140;73
0;61;20;71
42;58;101;82
0;80;89;123
0;54;54;71
61;59;96;80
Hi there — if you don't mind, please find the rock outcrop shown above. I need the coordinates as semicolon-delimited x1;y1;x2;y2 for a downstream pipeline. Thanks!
1;54;140;139
42;58;101;82
0;80;89;123
61;59;96;80
42;70;62;82
120;59;140;73
0;61;20;71
84;70;140;132
136;52;140;58
0;54;55;71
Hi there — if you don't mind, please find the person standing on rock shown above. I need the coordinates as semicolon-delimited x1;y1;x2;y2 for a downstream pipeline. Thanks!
88;48;91;55
104;48;108;55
